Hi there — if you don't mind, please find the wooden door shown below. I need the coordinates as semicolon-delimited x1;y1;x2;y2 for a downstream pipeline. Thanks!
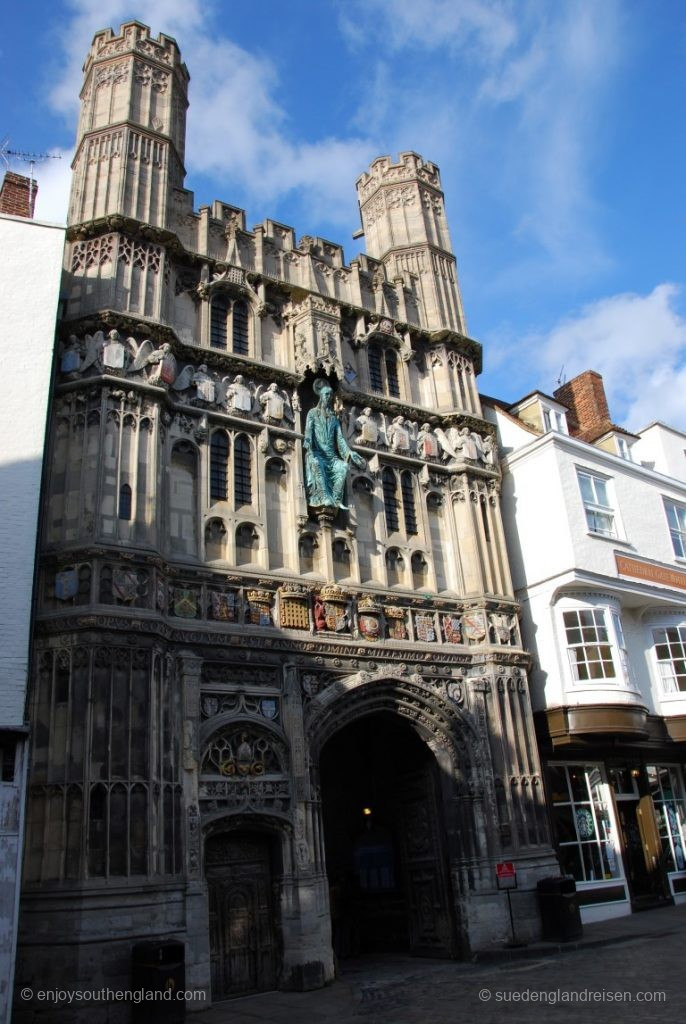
398;768;455;957
206;833;277;999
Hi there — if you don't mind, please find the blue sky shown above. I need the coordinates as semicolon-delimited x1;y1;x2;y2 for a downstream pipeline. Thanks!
3;0;685;430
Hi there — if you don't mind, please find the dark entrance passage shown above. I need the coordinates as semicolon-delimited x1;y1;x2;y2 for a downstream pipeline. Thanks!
320;712;455;960
206;831;278;999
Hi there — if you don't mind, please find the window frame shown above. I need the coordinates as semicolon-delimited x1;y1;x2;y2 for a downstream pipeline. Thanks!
561;605;625;686
577;469;616;538
541;404;567;434
664;498;686;559
367;342;403;399
652;623;686;695
547;762;623;885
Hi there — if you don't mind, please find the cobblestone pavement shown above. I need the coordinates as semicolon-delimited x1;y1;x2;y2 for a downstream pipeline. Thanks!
194;904;686;1024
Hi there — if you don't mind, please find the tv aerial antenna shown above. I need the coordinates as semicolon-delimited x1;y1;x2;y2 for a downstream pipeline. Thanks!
0;137;62;210
556;365;566;388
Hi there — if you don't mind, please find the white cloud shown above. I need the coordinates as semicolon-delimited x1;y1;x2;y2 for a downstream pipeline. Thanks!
531;284;686;431
339;0;624;277
33;149;73;224
46;0;375;228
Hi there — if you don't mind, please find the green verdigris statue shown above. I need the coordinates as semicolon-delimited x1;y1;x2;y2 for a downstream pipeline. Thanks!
303;380;366;510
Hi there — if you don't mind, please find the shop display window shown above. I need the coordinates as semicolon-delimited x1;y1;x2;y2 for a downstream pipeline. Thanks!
647;765;686;872
548;764;621;883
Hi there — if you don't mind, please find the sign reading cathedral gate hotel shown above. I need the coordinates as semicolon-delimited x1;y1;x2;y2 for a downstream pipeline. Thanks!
616;554;686;591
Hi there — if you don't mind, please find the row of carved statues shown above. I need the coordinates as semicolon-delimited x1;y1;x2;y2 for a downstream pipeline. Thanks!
60;331;298;423
60;333;495;472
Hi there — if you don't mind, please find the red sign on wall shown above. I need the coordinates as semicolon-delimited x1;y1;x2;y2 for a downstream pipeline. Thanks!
496;861;517;889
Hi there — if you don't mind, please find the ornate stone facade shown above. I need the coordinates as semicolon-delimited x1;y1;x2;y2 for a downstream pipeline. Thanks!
15;21;557;1020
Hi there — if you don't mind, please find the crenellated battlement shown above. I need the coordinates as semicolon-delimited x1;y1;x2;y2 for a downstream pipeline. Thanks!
86;21;188;78
356;151;442;202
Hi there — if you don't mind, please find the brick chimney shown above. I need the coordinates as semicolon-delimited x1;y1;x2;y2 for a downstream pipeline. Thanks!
553;370;613;442
0;171;37;218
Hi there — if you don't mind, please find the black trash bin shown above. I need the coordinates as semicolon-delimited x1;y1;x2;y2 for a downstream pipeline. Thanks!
537;876;583;941
131;940;186;1023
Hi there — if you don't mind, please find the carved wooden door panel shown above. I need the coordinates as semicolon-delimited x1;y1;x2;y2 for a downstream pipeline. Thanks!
206;834;277;999
397;768;455;957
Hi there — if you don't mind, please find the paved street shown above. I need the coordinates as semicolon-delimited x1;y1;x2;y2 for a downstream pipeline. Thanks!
194;903;686;1024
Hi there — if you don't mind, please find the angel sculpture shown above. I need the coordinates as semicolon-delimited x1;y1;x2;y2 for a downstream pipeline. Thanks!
218;374;254;414
472;432;497;466
354;407;379;445
60;335;83;374
256;382;294;424
435;425;478;462
128;341;177;386
101;329;127;370
387;415;411;452
191;365;216;403
417;422;439;460
78;330;106;374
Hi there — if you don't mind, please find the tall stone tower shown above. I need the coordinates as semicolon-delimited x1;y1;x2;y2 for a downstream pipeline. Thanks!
68;21;188;227
356;152;466;333
16;22;557;1023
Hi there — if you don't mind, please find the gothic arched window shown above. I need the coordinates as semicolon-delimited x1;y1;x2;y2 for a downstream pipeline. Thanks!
210;296;229;349
234;434;252;507
382;468;400;534
385;350;400;398
118;483;132;520
401;470;418;535
368;345;383;393
210;430;229;502
232;299;250;355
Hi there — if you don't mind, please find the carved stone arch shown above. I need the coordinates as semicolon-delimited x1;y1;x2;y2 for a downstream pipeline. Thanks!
265;455;287;475
307;672;482;787
200;712;287;752
202;808;293;839
352;472;375;494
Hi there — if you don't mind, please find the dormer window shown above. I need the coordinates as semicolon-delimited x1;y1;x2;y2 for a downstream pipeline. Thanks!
617;437;633;461
542;405;567;434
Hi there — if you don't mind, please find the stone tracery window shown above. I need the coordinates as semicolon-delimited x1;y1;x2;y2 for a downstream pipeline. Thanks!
201;725;286;777
210;295;229;349
232;299;250;354
368;343;402;398
118;482;132;520
210;430;229;502
401;470;418;535
210;295;251;354
26;647;182;882
382;468;400;534
234;433;253;507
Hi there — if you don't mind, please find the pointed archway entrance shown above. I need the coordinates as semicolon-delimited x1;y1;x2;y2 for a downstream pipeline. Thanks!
320;711;456;959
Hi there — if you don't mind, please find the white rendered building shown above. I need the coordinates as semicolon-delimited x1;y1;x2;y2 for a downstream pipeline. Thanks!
485;370;686;922
0;173;65;1022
